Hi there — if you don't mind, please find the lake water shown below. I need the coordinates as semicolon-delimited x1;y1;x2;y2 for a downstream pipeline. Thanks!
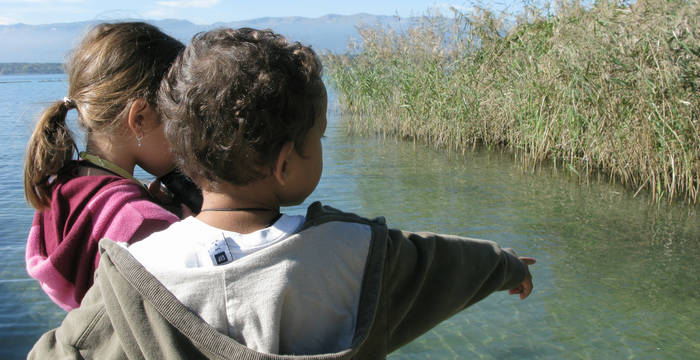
0;74;698;359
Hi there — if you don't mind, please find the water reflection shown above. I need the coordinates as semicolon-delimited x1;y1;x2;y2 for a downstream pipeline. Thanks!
319;116;699;359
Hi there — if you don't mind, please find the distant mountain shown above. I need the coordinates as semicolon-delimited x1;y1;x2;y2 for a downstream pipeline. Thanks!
0;14;403;63
0;62;63;74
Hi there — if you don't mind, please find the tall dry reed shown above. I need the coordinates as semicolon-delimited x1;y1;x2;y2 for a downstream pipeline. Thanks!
324;0;699;204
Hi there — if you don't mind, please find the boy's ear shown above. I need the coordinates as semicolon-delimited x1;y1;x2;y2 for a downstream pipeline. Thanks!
273;141;295;185
126;99;153;137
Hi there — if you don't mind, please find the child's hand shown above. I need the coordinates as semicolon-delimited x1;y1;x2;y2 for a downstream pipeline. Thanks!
148;180;195;218
509;257;536;300
147;180;172;204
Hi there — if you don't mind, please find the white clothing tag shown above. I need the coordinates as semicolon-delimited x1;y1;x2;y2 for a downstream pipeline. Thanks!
207;233;233;266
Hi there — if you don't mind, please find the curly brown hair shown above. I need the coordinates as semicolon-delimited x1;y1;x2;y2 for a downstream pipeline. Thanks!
158;27;325;190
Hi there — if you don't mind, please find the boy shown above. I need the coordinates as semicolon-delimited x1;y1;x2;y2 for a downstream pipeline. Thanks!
29;28;535;359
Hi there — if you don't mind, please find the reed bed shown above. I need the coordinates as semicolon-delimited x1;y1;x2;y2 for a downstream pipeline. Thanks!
323;0;699;204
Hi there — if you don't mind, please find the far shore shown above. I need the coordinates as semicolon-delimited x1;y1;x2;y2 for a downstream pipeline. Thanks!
0;63;64;75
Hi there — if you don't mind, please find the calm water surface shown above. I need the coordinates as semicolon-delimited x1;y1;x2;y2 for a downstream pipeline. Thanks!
1;74;698;359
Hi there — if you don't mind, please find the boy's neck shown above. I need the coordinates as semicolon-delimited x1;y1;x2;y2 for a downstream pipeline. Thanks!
195;182;282;234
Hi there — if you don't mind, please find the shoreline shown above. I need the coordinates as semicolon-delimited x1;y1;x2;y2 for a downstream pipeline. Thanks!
0;63;64;75
324;0;699;205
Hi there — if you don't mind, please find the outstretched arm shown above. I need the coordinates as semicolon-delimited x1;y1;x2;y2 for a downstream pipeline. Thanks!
384;229;533;351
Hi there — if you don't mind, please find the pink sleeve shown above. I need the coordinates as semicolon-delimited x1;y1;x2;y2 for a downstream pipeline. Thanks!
86;183;179;273
26;221;81;311
26;179;179;311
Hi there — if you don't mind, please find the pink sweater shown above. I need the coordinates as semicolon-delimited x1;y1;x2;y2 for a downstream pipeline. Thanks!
26;164;178;310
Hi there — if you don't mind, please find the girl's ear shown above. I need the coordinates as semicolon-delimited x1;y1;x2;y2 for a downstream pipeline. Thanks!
273;141;295;186
126;99;154;138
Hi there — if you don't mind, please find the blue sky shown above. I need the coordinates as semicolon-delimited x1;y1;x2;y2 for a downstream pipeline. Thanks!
0;0;525;25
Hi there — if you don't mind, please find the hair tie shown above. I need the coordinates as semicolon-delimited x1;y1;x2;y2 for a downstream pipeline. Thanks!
63;97;76;110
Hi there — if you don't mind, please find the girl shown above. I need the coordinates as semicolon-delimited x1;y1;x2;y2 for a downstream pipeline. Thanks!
23;22;185;310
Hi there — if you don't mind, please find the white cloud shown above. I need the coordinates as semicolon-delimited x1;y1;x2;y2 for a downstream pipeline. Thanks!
0;15;18;25
156;0;220;8
143;8;174;18
0;0;82;3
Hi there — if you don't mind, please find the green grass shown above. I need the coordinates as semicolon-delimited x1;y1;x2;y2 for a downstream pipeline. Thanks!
323;0;699;204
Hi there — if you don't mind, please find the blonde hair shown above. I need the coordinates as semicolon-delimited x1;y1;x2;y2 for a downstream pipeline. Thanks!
24;22;183;209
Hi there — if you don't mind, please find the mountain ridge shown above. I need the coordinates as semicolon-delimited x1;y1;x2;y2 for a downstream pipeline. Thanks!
0;14;403;62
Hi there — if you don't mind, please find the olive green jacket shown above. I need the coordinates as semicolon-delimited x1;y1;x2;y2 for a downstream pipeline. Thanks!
29;202;527;359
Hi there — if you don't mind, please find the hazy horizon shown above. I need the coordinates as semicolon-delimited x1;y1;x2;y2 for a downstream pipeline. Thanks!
0;13;406;62
0;0;527;26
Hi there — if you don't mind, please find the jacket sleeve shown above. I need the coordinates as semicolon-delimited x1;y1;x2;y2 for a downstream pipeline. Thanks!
27;278;115;360
28;329;84;360
383;228;527;351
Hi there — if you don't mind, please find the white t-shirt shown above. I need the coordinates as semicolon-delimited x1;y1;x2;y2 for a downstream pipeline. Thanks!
128;214;305;269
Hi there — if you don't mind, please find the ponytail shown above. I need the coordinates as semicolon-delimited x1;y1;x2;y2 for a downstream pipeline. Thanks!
23;100;77;209
23;22;184;209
